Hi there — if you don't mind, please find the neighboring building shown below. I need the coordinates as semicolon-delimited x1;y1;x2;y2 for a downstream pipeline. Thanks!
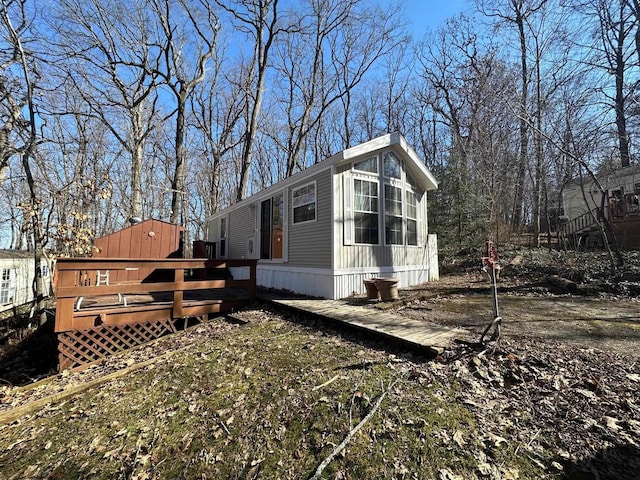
205;133;440;299
562;164;640;249
0;250;52;313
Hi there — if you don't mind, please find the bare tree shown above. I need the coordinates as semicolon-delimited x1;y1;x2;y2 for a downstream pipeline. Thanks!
190;58;246;219
334;1;406;149
150;0;219;225
477;0;548;230
215;0;296;201
1;0;49;325
54;0;162;221
594;0;636;169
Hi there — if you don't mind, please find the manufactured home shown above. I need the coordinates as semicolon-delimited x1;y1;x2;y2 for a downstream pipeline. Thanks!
0;250;52;313
205;133;440;299
562;164;640;249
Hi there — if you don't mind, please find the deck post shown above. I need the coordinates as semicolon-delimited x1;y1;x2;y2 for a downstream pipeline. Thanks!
55;269;76;333
172;267;184;319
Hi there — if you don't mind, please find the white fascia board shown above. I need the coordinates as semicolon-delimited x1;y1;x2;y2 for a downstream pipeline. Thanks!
206;133;439;222
397;135;439;191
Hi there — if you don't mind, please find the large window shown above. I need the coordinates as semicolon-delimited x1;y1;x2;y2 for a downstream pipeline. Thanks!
292;183;316;223
261;193;284;259
1;268;14;305
346;151;421;246
354;179;379;244
384;184;403;245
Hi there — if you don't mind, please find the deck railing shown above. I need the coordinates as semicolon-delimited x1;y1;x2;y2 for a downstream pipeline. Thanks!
54;257;257;333
563;208;600;236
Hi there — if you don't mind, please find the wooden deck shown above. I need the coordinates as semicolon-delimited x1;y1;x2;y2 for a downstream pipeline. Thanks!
54;258;257;370
262;295;467;355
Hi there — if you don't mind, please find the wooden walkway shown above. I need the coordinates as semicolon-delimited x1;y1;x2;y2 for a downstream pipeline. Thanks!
262;296;467;355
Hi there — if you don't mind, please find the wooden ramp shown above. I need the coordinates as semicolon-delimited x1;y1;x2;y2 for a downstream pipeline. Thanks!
263;296;467;355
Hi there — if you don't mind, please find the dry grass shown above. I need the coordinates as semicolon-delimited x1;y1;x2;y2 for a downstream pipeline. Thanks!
0;307;547;480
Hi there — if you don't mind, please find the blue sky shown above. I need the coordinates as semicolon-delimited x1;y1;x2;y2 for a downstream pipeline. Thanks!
405;0;468;36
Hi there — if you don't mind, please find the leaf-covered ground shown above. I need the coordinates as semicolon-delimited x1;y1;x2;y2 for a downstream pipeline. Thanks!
1;248;639;479
1;302;639;480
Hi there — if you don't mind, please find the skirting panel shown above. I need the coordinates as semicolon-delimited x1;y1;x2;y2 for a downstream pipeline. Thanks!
257;266;333;299
332;267;433;300
58;319;177;370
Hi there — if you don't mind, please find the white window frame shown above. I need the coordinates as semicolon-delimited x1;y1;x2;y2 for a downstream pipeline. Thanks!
405;187;419;246
383;151;402;180
353;156;379;174
345;150;422;247
383;181;403;245
0;268;15;305
292;181;317;224
219;215;228;258
353;175;380;245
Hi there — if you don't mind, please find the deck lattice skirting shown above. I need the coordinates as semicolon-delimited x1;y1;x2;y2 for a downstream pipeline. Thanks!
54;258;257;370
58;319;177;370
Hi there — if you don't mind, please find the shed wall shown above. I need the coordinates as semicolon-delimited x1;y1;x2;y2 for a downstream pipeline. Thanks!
93;219;183;282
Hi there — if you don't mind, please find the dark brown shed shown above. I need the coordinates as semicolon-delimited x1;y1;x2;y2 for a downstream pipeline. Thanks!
92;219;184;283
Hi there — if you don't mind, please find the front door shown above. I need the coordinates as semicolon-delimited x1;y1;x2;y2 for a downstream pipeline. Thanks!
260;193;284;260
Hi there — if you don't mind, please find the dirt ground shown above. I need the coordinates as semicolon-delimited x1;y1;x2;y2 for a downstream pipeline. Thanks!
396;273;640;357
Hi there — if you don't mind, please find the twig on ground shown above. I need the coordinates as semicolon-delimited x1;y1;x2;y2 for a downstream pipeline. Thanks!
308;377;401;480
312;374;342;392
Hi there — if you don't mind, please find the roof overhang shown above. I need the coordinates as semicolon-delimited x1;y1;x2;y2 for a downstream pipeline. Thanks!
206;133;438;221
334;133;438;191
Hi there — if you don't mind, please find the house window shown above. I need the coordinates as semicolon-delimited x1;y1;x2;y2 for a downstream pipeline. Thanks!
406;190;418;246
346;151;421;247
292;183;316;223
383;151;401;179
354;156;378;174
261;193;284;259
354;179;379;244
219;217;227;258
1;268;14;305
384;184;403;245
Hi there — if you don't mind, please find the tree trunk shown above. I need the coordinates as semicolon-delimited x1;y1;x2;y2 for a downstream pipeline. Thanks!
614;6;630;168
512;5;529;230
